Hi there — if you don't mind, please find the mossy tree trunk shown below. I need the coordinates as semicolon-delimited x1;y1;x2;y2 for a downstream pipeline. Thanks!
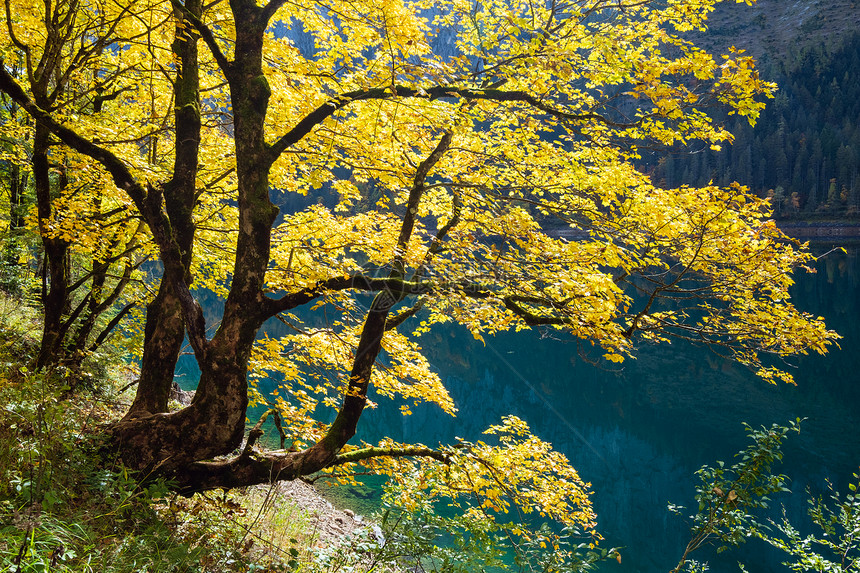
124;0;202;420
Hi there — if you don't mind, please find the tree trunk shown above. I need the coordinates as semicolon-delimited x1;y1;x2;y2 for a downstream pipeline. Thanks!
34;121;70;369
8;162;26;230
113;0;281;471
118;0;401;476
1;159;29;294
125;0;202;418
110;328;254;471
124;284;186;417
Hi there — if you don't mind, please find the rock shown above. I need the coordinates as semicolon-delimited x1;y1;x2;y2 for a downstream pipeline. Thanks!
169;381;195;406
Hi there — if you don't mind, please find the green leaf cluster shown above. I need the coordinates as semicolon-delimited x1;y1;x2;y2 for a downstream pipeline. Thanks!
671;419;803;571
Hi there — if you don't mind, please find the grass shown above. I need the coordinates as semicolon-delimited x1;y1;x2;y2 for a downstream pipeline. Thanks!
0;290;327;572
234;485;315;560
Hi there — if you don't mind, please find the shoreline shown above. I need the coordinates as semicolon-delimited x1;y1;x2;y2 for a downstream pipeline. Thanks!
775;222;860;240
546;222;860;242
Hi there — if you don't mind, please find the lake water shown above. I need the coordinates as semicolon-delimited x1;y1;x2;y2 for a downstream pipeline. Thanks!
337;243;860;572
177;243;860;572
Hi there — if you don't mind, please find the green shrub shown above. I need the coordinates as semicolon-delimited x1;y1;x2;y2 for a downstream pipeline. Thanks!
0;296;263;572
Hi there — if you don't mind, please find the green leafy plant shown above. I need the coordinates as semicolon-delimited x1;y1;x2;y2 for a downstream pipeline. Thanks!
0;305;260;572
349;472;620;573
758;471;860;572
670;419;803;572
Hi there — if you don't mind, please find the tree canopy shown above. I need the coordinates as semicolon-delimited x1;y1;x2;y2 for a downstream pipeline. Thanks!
0;0;838;557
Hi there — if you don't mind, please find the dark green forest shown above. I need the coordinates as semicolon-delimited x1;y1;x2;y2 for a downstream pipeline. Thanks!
652;33;860;219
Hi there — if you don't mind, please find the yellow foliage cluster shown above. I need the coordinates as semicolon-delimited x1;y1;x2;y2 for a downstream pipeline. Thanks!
348;416;598;537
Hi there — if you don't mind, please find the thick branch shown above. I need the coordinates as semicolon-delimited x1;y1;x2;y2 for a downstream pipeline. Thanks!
268;272;577;327
460;287;578;326
293;130;455;471
264;274;434;317
331;445;449;465
267;85;636;164
173;442;448;493
170;0;233;77
501;297;569;326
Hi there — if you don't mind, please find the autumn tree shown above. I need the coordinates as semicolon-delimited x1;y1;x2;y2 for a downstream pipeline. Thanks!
0;0;839;550
0;0;155;371
0;94;30;292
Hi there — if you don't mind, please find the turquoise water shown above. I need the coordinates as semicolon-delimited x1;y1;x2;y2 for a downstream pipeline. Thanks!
177;245;860;572
337;245;860;572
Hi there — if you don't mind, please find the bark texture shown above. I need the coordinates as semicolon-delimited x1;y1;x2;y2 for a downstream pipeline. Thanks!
34;120;70;369
126;0;202;419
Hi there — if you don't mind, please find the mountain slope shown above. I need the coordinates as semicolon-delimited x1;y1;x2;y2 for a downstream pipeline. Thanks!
703;0;860;71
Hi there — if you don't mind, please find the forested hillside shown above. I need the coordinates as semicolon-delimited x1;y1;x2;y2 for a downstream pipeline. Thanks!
700;0;860;63
653;34;860;218
652;2;860;219
648;0;860;220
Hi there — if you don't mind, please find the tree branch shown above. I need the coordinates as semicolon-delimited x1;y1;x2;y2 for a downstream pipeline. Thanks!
267;85;637;165
501;297;569;326
411;187;463;282
291;130;456;472
331;445;449;466
260;0;288;25
393;129;454;274
263;275;434;317
4;0;33;83
173;441;449;493
267;271;579;328
0;63;147;208
56;292;93;345
67;244;143;293
89;301;136;352
170;0;233;77
385;299;425;331
241;408;277;458
0;62;211;360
